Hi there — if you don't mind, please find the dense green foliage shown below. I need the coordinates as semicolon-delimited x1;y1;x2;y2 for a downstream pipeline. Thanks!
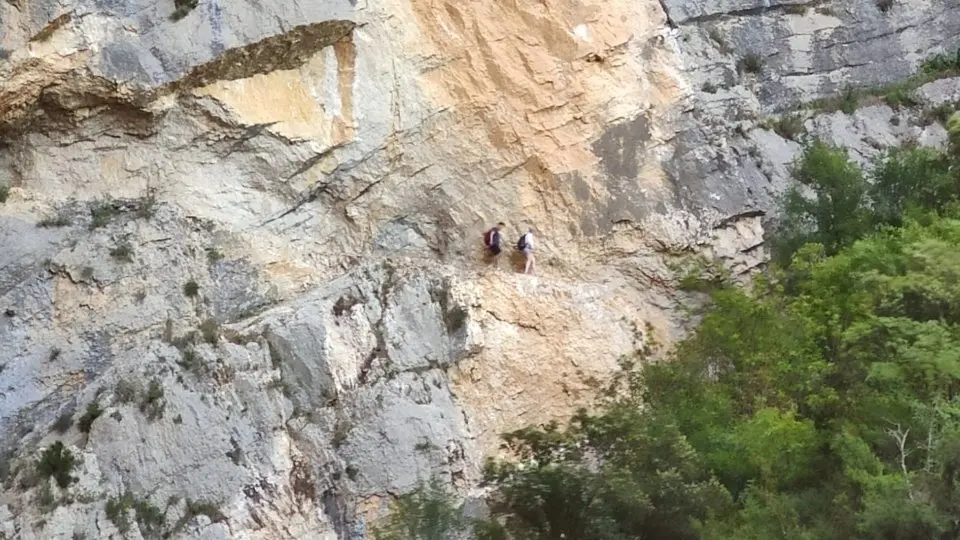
373;478;507;540
380;129;960;539
377;121;960;538
468;134;960;539
37;441;75;489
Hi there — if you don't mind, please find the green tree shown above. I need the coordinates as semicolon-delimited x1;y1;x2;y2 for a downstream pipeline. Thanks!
774;140;870;264
869;146;955;227
373;478;469;540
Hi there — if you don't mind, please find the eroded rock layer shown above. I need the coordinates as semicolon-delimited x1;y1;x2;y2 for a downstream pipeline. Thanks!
0;0;957;537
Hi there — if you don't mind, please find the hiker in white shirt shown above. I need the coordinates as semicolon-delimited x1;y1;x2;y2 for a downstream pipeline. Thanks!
518;228;536;275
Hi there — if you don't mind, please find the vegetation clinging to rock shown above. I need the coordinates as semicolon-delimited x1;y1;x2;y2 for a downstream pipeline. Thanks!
381;120;960;540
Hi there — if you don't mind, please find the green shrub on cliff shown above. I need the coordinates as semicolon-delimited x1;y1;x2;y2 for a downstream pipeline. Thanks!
475;134;960;539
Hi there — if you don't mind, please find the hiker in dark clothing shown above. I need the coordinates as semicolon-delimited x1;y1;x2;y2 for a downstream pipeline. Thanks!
483;222;506;268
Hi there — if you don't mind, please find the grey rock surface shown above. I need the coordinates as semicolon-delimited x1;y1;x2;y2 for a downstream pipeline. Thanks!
0;0;958;537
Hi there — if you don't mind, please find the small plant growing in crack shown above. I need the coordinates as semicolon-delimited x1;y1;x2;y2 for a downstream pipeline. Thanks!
139;379;166;421
738;53;763;75
48;347;61;362
783;3;808;15
332;417;352;448
114;378;138;405
206;247;223;264
226;438;242;465
184;499;226;523
183;279;200;298
37;441;76;488
109;238;134;263
707;27;732;54
37;208;72;228
89;199;118;229
414;439;436;453
170;0;198;21
37;480;58;513
135;189;157;220
77;401;103;434
106;492;165;535
199;318;219;345
177;348;204;376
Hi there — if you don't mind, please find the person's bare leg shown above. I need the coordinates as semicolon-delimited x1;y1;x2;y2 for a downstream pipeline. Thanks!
524;253;533;274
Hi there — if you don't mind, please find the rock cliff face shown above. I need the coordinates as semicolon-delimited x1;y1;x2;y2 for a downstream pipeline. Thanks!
0;0;958;537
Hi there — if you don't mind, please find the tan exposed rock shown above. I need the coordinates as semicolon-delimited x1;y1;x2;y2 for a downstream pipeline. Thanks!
0;0;954;536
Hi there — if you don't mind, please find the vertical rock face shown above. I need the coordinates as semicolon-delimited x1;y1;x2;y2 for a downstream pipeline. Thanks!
0;0;957;537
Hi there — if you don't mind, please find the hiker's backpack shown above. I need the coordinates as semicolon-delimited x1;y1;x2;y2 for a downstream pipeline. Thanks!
517;234;527;251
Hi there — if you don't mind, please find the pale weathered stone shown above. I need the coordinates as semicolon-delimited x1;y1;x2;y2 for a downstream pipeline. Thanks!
0;0;958;537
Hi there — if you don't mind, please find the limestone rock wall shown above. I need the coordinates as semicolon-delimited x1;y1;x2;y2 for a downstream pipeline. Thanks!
0;0;957;537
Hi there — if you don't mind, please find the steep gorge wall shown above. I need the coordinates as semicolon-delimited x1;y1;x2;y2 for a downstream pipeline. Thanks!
0;0;958;538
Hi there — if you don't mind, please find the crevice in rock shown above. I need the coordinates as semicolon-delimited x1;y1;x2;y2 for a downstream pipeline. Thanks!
669;0;833;25
1;20;357;138
167;20;357;93
29;11;74;43
0;69;158;137
713;209;765;229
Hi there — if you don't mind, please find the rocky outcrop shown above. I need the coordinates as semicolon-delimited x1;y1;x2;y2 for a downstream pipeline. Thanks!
0;0;958;537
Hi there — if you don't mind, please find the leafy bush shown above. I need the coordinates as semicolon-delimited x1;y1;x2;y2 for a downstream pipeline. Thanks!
782;3;808;15
882;84;919;108
185;499;225;523
474;128;960;539
0;185;8;203
105;494;131;533
37;481;58;513
109;241;133;263
738;53;763;74
37;442;76;489
37;209;72;228
199;318;219;345
921;48;960;77
106;492;164;535
177;348;204;376
205;247;223;263
139;379;165;421
772;113;806;141
77;401;104;434
775;131;960;267
135;190;157;220
170;0;198;21
373;478;475;540
114;379;138;404
183;280;200;298
838;85;859;113
482;216;960;538
89;199;117;229
773;140;869;264
869;146;955;226
948;111;960;157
